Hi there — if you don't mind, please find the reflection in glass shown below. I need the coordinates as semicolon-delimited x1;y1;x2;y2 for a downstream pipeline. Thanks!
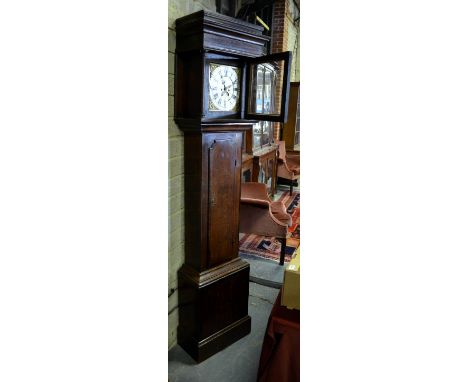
256;67;264;113
253;122;262;135
243;169;251;183
258;167;265;183
264;70;271;113
261;123;270;146
253;133;261;150
252;121;273;150
249;63;279;115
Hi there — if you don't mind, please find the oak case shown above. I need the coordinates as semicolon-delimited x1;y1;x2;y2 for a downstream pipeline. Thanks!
174;10;292;362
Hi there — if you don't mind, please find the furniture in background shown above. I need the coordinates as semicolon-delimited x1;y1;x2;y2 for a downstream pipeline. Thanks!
239;182;291;265
252;120;274;150
242;153;254;182
282;81;300;151
241;62;282;196
253;145;278;197
257;290;300;382
277;140;300;195
242;122;279;197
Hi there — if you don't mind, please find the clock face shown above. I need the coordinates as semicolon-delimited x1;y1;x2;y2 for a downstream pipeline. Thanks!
208;64;241;112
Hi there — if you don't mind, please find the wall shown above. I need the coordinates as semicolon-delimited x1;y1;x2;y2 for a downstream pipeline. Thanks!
168;0;217;350
271;0;300;140
286;1;300;82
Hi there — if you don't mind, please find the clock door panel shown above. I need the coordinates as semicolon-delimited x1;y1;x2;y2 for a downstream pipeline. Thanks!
245;51;292;123
205;132;242;268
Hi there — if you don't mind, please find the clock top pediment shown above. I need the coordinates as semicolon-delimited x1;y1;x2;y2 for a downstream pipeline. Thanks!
175;10;269;57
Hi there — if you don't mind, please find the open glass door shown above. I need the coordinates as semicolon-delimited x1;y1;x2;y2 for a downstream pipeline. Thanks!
245;51;292;123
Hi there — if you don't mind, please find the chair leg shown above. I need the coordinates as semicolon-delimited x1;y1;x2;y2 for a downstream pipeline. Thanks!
279;237;287;265
290;179;293;195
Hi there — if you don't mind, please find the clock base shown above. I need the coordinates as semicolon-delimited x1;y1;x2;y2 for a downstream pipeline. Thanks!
177;258;252;363
178;315;252;363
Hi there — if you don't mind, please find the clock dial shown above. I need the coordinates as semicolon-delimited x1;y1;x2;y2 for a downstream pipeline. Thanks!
209;64;240;112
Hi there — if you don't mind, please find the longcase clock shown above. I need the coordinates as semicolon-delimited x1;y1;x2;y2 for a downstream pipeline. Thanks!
174;10;291;362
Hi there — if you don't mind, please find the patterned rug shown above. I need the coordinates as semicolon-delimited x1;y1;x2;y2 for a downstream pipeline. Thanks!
239;191;300;264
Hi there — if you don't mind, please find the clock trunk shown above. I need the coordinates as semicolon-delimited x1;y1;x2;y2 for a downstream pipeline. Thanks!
177;126;252;363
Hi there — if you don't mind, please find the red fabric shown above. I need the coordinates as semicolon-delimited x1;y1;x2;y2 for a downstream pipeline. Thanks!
286;156;300;175
240;182;290;237
277;141;287;162
289;165;300;175
276;140;301;179
270;201;292;226
257;291;300;382
287;155;300;168
241;182;270;202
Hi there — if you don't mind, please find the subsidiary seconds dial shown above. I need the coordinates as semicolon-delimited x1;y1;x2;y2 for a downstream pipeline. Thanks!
208;64;240;112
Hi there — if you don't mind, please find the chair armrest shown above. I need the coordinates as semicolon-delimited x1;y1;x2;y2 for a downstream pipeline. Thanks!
241;182;271;202
240;197;270;209
239;202;289;238
286;155;300;168
277;160;293;179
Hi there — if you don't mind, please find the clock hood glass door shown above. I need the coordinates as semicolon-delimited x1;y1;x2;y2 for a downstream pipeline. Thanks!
245;51;292;123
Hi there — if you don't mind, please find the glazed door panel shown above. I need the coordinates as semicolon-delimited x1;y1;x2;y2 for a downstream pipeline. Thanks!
252;145;278;197
205;132;242;268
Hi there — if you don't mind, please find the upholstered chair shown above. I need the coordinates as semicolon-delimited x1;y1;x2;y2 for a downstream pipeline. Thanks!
276;140;300;195
239;182;292;265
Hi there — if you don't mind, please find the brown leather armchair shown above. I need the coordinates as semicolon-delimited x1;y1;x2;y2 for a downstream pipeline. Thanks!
276;141;300;195
239;182;292;265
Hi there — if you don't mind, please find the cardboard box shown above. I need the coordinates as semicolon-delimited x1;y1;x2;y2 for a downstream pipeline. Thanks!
281;247;300;310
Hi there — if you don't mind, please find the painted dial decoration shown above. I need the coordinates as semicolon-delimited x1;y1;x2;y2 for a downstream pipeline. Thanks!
209;64;241;112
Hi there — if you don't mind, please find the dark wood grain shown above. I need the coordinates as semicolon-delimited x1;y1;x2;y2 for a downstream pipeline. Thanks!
182;127;247;273
174;9;292;363
175;10;269;57
175;10;291;124
177;259;251;363
175;53;204;120
177;124;252;362
206;132;241;268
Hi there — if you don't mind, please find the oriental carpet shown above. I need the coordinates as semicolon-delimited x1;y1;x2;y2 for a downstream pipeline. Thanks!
239;191;300;264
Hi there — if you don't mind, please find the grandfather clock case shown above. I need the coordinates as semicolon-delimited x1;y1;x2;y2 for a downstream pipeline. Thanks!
174;10;291;362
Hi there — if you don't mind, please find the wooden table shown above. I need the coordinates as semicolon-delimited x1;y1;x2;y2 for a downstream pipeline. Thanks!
252;144;278;197
241;153;254;182
257;290;300;382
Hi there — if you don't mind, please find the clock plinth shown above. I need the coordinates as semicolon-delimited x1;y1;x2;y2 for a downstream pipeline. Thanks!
177;258;251;362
